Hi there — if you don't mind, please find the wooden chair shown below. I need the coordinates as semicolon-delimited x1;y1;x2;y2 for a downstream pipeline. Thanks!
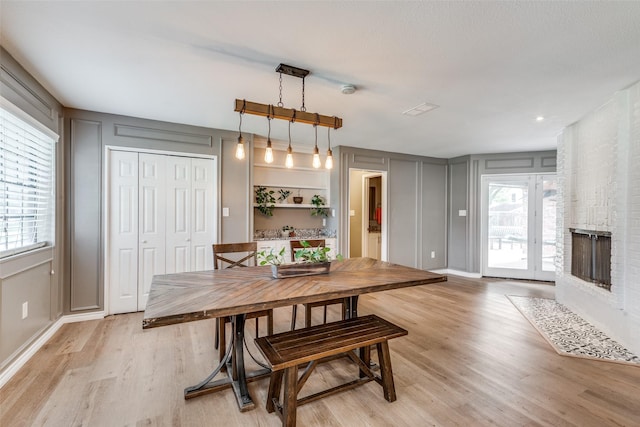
289;239;347;330
213;242;274;365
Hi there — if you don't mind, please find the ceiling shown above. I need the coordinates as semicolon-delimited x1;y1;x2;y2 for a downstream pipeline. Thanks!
2;1;640;159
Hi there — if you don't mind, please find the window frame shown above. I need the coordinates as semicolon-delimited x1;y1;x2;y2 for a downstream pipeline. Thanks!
0;97;58;259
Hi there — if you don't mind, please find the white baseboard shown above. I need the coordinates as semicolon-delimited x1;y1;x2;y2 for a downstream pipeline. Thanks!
0;311;105;389
432;268;482;279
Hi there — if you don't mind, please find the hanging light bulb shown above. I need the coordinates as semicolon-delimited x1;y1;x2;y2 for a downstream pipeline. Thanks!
265;140;274;164
285;119;294;168
325;124;334;169
235;102;246;160
264;109;274;163
312;123;321;168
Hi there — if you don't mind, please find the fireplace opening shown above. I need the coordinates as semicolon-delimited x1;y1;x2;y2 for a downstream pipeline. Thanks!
570;228;611;290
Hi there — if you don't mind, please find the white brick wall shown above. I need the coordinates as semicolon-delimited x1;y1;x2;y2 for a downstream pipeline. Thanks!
557;81;640;354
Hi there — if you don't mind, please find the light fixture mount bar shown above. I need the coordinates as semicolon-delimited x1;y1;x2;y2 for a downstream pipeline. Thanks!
234;99;342;129
275;63;310;79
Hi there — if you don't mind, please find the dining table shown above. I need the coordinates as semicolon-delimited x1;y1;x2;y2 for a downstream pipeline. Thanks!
142;257;447;412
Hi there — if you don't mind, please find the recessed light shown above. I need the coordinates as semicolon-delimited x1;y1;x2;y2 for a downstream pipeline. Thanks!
402;102;439;116
536;116;545;122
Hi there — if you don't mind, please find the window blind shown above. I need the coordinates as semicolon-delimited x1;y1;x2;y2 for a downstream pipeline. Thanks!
0;105;56;258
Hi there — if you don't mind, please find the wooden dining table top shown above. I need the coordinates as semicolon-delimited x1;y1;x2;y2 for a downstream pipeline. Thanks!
142;257;447;329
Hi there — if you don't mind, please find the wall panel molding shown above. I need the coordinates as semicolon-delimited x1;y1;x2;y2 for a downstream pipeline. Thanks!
114;124;213;147
485;157;535;170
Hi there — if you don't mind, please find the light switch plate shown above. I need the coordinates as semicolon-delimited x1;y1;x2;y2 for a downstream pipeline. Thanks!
458;209;467;217
222;207;229;217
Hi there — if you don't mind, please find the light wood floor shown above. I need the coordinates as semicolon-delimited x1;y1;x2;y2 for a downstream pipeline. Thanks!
2;275;640;426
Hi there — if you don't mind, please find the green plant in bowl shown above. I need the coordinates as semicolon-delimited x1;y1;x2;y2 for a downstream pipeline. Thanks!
257;246;286;266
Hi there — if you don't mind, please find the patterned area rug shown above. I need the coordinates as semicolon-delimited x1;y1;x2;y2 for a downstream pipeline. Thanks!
507;296;640;366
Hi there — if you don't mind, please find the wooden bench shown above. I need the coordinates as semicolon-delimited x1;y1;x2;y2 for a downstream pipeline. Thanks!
254;314;407;427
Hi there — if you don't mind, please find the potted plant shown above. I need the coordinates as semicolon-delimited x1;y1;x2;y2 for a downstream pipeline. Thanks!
293;189;303;204
259;240;342;279
310;194;329;217
278;189;291;203
255;186;276;216
281;225;295;238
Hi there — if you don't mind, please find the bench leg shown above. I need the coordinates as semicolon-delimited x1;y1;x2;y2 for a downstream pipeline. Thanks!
282;367;298;427
266;370;283;413
359;344;371;378
376;341;397;402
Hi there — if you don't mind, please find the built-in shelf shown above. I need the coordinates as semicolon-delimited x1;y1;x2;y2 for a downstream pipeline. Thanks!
253;203;330;209
253;184;325;191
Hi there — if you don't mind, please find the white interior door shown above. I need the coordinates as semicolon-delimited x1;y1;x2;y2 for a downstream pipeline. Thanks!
108;150;139;314
138;153;166;310
165;156;191;274
482;174;556;281
108;149;216;314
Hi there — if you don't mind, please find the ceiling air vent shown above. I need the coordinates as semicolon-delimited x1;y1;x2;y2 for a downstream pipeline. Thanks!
402;102;439;116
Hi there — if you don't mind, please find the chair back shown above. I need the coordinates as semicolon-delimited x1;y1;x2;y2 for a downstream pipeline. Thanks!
290;239;326;262
213;242;258;269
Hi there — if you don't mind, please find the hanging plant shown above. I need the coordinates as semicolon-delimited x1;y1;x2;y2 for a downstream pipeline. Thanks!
255;186;276;216
310;194;329;217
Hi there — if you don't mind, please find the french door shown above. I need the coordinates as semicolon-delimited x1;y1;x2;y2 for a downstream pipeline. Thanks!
481;174;556;281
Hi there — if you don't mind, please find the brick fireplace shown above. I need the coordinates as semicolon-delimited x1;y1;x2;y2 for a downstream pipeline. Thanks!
556;80;640;354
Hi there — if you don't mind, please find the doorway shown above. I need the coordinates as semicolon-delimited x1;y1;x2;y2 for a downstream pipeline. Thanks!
348;169;387;261
481;173;556;281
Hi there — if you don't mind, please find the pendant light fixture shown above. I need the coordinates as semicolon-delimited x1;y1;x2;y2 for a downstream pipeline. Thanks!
235;101;246;160
233;64;343;167
312;115;321;169
264;105;274;164
325;124;334;170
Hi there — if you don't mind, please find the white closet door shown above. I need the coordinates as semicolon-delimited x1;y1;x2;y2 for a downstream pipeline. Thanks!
190;158;215;271
166;156;192;274
108;150;139;314
138;153;167;310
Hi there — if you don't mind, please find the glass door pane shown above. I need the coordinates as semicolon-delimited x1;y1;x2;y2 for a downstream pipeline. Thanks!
540;176;557;274
487;179;529;271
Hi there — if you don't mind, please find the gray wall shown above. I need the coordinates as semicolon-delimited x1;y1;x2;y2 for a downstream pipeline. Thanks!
447;151;557;274
337;146;448;270
64;109;251;313
0;47;64;367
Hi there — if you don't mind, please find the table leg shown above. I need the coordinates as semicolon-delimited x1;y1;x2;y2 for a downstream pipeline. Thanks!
346;295;359;319
230;313;255;411
184;322;234;397
183;314;268;407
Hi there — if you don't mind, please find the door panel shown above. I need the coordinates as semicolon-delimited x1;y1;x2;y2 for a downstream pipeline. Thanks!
138;153;166;310
190;158;215;271
109;150;139;314
166;157;191;274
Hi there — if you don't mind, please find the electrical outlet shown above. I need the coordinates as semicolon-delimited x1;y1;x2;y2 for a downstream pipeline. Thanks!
431;251;436;259
22;301;28;319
